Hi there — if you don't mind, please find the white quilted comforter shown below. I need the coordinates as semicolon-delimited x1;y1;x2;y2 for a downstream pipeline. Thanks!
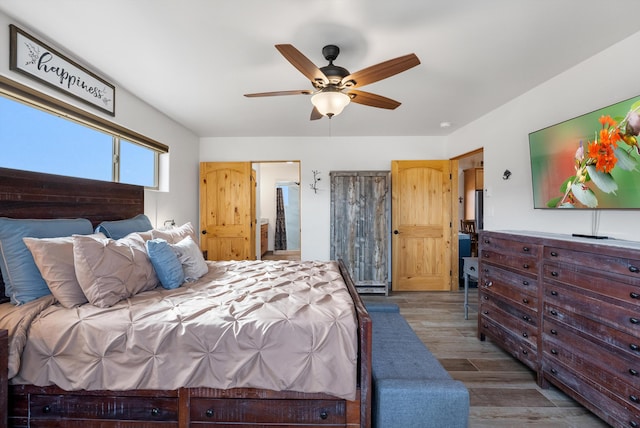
0;260;358;400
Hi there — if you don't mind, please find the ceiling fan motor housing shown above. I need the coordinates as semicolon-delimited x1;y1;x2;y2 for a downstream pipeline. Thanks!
320;45;350;85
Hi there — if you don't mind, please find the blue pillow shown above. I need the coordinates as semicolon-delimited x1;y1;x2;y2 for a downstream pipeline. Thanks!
95;214;153;240
145;238;184;290
0;217;93;305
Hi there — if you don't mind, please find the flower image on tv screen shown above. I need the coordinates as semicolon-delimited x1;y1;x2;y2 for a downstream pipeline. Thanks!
529;94;640;209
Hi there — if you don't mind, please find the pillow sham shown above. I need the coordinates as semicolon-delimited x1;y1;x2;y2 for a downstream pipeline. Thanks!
23;233;105;308
145;238;184;289
73;233;159;308
151;222;198;245
95;214;153;240
171;236;208;282
0;217;93;305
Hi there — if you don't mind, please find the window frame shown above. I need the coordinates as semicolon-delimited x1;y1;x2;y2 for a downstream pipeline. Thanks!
0;75;168;188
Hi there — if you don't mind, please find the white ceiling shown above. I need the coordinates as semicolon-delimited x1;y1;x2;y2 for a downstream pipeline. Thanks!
2;0;640;138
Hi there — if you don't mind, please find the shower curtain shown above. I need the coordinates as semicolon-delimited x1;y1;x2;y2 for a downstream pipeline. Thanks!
274;187;287;250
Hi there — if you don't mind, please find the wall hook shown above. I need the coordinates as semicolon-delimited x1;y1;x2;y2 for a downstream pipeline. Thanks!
310;170;321;194
502;169;512;180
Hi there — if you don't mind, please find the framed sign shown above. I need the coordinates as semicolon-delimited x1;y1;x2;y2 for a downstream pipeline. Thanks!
9;24;115;115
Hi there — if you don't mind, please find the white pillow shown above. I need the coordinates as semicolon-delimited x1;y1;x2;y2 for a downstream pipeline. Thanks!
171;236;208;281
152;222;198;245
23;233;105;308
73;233;158;308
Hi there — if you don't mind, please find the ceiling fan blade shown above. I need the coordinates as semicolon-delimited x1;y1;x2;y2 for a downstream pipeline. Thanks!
275;44;329;86
341;53;420;88
347;89;401;110
244;90;313;97
310;106;323;120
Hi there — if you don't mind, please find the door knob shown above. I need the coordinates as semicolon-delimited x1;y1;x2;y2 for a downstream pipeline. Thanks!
393;230;399;234
202;230;207;235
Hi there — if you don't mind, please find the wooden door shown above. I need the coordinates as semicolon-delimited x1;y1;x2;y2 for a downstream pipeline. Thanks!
200;162;255;260
391;160;452;291
330;171;390;294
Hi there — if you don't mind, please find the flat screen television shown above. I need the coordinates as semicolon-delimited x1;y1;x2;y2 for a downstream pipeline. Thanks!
529;94;640;209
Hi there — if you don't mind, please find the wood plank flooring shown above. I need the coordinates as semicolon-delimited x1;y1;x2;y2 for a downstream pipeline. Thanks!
362;289;610;428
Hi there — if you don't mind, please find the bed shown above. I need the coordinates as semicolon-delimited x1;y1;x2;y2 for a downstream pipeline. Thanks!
0;167;372;427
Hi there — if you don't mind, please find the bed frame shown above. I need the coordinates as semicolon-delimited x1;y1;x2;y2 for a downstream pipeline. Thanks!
0;167;372;427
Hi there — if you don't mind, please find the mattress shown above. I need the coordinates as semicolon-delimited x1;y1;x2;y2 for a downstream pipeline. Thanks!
0;260;358;400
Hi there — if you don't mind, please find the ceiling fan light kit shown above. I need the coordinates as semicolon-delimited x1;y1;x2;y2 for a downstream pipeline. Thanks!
245;44;420;120
311;89;351;118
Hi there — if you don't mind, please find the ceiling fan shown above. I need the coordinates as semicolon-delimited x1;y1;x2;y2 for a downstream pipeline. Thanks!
244;44;421;119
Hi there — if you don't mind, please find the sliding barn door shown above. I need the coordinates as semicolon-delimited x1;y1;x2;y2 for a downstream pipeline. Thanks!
330;171;390;294
200;162;255;260
391;160;452;291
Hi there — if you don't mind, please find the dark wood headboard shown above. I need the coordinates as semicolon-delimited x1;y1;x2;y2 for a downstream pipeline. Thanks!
0;167;145;302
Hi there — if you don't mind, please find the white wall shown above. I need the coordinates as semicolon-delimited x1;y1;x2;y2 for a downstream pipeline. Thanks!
447;30;640;242
201;136;447;260
0;12;201;230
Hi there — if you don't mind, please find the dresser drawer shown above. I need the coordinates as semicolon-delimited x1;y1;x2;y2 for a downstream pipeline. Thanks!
481;249;538;276
480;234;541;257
544;282;640;340
544;300;640;361
480;278;538;313
480;298;537;348
480;293;538;327
29;394;178;422
190;398;346;424
543;318;640;401
480;315;538;371
545;245;640;280
543;262;640;307
543;358;640;428
481;262;538;299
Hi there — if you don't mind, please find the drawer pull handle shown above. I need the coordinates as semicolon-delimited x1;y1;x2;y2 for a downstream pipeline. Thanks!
631;395;639;403
522;315;530;322
523;246;530;252
42;405;51;414
550;251;558;257
550;329;558;335
522;332;528;338
523;264;530;269
630;421;638;428
522;298;529;304
484;239;490;244
151;408;160;417
206;409;214;418
631;318;639;325
483;296;489;300
485;281;493;287
483;310;489;315
523;280;529;286
630;368;639;376
550;310;558;316
550;368;558;374
320;411;329;420
551;290;558;296
551;349;558;355
630;265;640;273
522;349;528;355
631;344;640;352
632;292;640;300
551;271;559;277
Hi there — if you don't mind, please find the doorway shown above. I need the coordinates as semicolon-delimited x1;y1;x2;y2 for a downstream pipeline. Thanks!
253;161;301;260
452;148;484;289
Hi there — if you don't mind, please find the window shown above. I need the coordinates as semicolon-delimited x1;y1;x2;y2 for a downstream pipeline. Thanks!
0;76;167;188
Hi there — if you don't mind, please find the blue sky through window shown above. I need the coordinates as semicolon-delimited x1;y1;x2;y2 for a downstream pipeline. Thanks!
0;95;155;186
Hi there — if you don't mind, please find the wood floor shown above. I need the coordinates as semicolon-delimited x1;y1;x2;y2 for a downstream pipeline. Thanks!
362;289;610;428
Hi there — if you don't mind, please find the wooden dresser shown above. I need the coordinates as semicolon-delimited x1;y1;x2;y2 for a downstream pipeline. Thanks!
478;231;640;428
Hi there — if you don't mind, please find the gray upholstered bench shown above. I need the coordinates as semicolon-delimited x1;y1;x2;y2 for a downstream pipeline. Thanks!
365;302;469;428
